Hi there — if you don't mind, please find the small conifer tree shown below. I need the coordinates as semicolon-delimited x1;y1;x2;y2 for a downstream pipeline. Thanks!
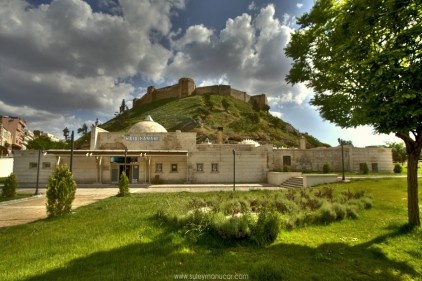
118;171;130;196
393;163;403;174
2;173;18;198
46;165;77;217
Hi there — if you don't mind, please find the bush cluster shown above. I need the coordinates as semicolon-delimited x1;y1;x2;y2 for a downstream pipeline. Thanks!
155;186;372;246
1;173;18;198
322;163;332;173
46;165;77;217
393;163;403;173
117;171;130;197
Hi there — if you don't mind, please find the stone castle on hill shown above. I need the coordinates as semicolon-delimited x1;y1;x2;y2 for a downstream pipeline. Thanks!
132;77;268;110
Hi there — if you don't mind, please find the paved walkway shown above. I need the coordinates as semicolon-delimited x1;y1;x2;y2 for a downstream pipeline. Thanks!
0;184;281;228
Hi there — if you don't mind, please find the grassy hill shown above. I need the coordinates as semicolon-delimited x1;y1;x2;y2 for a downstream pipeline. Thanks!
90;94;328;148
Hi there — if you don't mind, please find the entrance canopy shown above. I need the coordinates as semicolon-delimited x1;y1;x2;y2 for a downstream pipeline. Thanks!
46;149;189;157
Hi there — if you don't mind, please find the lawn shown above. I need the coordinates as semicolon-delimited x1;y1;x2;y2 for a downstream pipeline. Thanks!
0;178;421;281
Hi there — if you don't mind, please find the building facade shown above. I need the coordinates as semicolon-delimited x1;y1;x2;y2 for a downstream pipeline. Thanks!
0;123;12;157
0;116;27;150
13;116;393;185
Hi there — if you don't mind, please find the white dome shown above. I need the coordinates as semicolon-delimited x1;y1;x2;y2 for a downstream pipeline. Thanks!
128;115;167;133
239;139;260;147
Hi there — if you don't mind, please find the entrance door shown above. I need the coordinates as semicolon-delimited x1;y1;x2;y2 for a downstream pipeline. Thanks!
111;167;119;183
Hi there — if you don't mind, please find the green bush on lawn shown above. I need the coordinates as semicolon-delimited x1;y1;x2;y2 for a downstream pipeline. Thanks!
155;186;372;246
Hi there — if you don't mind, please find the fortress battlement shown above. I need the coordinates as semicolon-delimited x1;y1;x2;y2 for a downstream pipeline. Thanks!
132;77;268;110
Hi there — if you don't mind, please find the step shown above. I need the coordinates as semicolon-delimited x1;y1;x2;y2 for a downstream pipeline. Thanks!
280;177;303;188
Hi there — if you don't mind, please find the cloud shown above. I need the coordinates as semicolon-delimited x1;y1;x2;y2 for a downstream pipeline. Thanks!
0;0;311;141
0;0;187;137
166;4;309;105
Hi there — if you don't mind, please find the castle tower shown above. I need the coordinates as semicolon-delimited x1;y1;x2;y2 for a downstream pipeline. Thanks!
178;77;195;98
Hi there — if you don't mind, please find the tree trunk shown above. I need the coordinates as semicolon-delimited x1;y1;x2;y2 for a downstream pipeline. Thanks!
407;151;420;226
397;131;422;227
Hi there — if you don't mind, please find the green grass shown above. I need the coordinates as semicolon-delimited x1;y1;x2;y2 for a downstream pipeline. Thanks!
91;94;327;148
0;178;421;281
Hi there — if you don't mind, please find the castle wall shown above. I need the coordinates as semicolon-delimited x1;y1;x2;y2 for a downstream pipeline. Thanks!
194;85;222;96
230;88;249;103
133;77;268;110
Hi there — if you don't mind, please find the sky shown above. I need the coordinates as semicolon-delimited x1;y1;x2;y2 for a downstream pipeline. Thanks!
0;0;400;147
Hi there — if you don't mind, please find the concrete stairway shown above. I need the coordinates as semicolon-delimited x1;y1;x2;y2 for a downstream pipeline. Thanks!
280;177;303;188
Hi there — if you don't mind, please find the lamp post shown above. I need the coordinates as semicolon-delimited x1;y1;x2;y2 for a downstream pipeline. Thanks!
338;138;345;181
35;149;46;195
232;149;236;191
35;149;42;195
124;146;128;176
70;130;74;173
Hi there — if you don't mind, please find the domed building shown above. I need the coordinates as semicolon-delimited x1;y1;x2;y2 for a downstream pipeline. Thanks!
13;114;393;186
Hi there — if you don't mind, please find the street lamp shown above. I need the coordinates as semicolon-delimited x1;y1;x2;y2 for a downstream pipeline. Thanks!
70;130;74;173
35;149;46;195
338;138;345;181
124;146;128;176
232;149;236;191
63;127;69;141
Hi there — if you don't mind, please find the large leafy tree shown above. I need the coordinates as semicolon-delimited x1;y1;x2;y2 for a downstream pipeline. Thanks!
386;142;408;164
285;0;422;226
26;135;69;150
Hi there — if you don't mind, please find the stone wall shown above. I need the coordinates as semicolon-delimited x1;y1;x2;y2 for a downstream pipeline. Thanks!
13;150;55;185
188;144;270;183
272;146;393;173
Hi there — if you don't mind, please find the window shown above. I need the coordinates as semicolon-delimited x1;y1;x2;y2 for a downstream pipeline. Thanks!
196;163;204;172
155;163;162;173
29;162;37;169
42;162;51;169
171;164;178;172
211;163;219;172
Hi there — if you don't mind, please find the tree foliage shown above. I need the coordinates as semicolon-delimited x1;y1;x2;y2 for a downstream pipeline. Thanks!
285;0;422;226
26;135;69;150
77;123;88;136
386;142;408;163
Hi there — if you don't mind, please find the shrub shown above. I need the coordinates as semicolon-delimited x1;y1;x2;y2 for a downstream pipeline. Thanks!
46;165;77;217
273;198;299;214
361;198;373;209
118;171;130;197
211;213;251;240
283;165;290;172
2;173;18;198
183;209;211;239
361;163;369;174
322;163;332;173
332;203;347;220
346;206;359;219
250;210;280;247
318;203;337;223
393;164;403;173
